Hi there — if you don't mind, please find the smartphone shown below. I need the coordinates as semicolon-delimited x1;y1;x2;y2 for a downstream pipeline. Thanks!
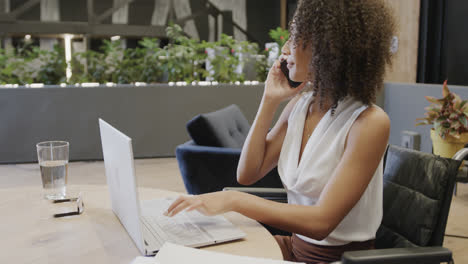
280;60;302;88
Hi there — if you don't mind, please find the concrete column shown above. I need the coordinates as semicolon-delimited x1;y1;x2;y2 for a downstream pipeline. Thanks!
151;0;199;39
207;7;220;42
39;39;58;51
40;39;57;50
112;0;129;24
173;0;199;39
209;0;247;41
2;37;12;52
112;0;129;48
73;40;86;53
151;0;170;26
40;0;59;51
41;0;59;21
1;0;12;50
208;15;215;42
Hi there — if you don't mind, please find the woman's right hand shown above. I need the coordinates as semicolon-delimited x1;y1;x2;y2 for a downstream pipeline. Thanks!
263;60;306;104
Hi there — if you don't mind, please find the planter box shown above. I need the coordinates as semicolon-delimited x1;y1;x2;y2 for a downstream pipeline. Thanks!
10;81;462;163
0;83;285;163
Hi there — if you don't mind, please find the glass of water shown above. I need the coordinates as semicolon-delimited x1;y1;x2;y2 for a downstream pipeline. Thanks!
36;141;69;200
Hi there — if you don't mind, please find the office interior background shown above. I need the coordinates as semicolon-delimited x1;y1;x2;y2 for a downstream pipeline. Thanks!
0;0;467;162
2;0;468;84
1;0;468;263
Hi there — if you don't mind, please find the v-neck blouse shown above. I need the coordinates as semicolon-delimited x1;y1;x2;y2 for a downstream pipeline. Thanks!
277;92;383;246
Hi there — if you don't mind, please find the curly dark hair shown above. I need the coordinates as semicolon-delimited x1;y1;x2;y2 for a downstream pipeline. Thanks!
290;0;395;111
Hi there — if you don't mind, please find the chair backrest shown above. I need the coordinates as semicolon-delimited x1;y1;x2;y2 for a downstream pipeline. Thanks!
186;104;251;149
376;145;461;249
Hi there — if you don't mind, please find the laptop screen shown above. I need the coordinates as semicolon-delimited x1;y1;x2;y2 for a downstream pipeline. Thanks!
99;118;145;253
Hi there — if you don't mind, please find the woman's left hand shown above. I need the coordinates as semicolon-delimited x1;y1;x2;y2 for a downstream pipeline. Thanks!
164;191;236;217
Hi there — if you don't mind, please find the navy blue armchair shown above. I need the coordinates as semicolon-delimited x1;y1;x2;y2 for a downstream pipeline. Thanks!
175;104;283;195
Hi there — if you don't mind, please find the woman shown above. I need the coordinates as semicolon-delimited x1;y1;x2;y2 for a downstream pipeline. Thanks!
165;0;395;263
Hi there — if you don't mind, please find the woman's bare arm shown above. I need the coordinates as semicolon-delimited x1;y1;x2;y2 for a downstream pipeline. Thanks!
236;94;301;185
167;106;390;240
233;106;390;239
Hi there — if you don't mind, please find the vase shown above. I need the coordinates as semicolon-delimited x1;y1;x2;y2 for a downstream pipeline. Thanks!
430;129;468;158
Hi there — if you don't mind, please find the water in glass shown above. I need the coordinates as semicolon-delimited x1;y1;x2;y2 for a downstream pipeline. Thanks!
40;160;68;199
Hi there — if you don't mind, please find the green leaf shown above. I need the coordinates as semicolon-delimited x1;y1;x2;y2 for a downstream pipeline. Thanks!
451;123;462;132
449;128;460;138
435;124;445;138
442;80;450;97
425;105;441;112
453;93;462;106
415;121;430;126
460;115;468;128
459;100;468;110
425;96;442;104
463;103;468;113
450;113;459;119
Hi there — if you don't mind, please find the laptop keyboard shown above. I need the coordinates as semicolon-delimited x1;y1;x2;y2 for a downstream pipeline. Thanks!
140;199;212;248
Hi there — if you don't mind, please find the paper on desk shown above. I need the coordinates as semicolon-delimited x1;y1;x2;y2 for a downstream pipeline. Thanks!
130;256;158;264
154;242;304;264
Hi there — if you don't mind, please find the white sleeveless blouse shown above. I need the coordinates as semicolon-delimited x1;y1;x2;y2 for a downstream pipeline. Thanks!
278;92;383;246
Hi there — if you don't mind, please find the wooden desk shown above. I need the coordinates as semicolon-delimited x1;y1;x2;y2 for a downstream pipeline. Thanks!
0;185;282;264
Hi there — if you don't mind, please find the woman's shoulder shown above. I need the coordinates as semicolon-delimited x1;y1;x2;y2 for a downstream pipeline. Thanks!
351;104;390;141
343;104;389;152
357;105;389;125
280;93;307;123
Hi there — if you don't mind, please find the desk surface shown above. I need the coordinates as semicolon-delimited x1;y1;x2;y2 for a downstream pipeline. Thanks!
0;185;282;264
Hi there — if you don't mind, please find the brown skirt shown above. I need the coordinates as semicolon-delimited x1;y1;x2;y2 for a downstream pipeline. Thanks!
274;234;375;264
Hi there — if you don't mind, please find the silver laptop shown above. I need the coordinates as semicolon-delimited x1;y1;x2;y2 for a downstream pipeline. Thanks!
98;118;246;256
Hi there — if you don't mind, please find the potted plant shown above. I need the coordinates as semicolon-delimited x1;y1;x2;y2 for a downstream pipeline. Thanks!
416;80;468;158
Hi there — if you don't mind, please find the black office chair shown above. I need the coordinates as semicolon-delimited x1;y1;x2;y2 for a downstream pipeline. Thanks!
226;145;467;264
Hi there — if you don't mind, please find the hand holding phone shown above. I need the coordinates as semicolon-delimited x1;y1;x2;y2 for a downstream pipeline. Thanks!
280;60;303;88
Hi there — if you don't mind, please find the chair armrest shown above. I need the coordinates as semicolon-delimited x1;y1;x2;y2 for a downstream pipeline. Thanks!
453;148;468;183
176;141;283;194
341;247;452;264
176;140;243;156
223;187;287;203
452;147;468;161
176;141;242;194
